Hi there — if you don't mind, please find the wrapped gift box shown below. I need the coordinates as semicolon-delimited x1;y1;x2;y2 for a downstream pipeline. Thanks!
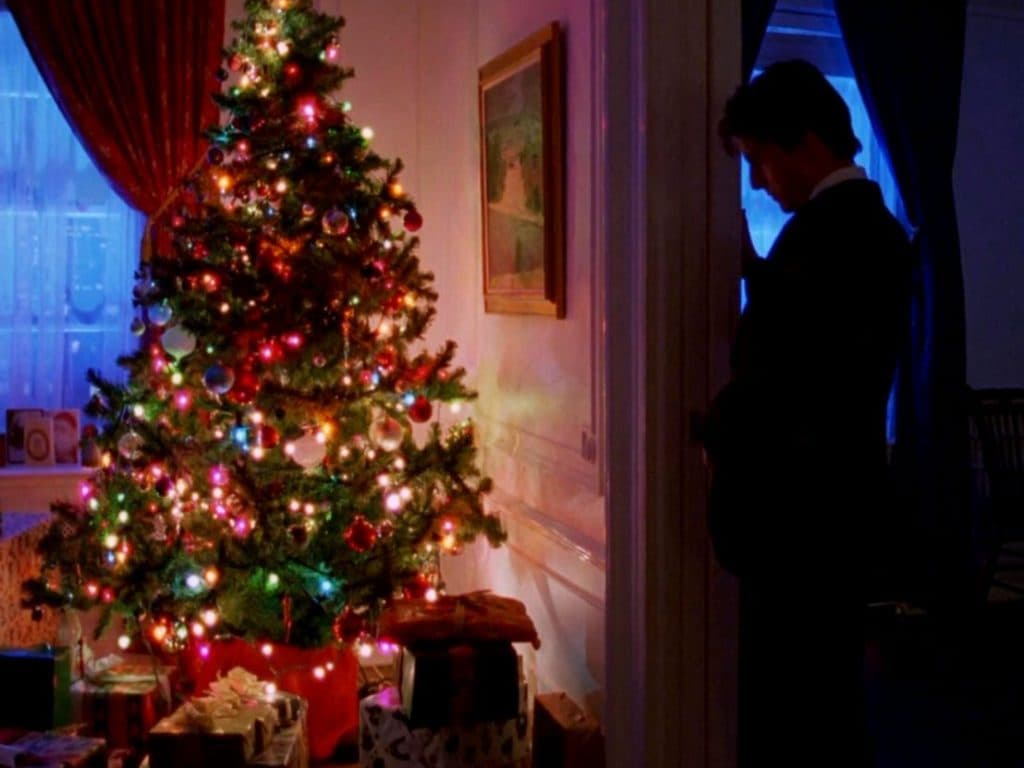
148;706;261;768
0;646;71;730
147;671;308;768
249;699;308;768
381;593;541;648
398;642;521;728
0;730;105;768
359;686;529;768
72;672;170;751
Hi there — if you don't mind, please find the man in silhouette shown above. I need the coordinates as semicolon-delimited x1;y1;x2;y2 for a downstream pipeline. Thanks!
704;59;912;766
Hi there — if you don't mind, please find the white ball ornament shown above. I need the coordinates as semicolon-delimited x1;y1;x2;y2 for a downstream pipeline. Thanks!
117;431;144;459
161;326;197;359
290;432;327;469
148;302;173;327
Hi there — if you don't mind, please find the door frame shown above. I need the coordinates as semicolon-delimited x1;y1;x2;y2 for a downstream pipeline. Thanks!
603;0;742;764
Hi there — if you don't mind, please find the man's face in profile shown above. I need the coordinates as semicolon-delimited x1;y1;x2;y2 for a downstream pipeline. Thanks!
737;137;809;214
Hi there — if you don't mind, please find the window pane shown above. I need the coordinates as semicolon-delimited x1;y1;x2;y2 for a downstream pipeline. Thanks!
0;12;140;421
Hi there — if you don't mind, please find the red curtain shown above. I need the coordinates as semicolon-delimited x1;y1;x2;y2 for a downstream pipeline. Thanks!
7;0;224;220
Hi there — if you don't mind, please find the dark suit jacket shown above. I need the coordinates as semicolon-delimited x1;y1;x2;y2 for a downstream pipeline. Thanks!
705;178;912;590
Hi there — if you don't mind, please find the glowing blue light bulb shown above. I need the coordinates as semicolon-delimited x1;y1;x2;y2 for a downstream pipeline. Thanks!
231;426;250;449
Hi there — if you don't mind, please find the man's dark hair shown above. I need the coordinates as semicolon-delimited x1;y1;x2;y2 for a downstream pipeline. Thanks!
719;59;862;160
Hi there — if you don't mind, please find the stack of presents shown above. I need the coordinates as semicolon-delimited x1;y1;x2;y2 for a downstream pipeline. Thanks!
0;647;306;768
360;592;540;768
0;592;566;768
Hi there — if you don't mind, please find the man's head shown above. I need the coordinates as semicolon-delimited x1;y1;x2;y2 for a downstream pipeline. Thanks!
719;59;861;212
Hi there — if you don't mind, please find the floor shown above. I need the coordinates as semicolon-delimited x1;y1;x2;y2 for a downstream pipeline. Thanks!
868;596;1024;767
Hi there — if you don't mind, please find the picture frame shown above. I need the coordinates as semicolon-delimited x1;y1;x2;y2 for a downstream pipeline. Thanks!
479;22;565;318
51;409;81;465
5;408;44;464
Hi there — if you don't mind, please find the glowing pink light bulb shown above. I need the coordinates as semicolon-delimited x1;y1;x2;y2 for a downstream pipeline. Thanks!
298;97;318;122
209;464;229;487
174;390;192;410
197;642;211;659
283;332;303;349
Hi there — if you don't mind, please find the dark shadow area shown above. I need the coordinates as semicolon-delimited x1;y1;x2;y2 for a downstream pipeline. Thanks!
868;599;1024;766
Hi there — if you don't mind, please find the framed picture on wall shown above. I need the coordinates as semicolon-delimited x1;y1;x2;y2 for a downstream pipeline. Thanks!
479;22;565;318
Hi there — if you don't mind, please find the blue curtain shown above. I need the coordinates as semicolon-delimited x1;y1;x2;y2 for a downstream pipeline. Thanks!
833;1;971;610
742;0;777;80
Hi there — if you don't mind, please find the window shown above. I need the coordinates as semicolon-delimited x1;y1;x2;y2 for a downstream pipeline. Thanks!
0;12;140;418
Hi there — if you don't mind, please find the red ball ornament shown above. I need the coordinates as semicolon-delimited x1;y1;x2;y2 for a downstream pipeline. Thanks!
332;607;365;644
155;476;175;497
228;53;244;72
257;425;280;448
403;210;423;232
402;573;431;600
375;347;396;370
343;515;378;553
227;368;260;405
408;395;433;423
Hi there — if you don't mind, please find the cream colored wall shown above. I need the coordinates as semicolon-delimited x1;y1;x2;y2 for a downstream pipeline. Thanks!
226;0;606;718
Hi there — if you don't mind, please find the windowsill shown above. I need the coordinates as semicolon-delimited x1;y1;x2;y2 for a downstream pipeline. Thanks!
0;464;92;513
0;464;93;477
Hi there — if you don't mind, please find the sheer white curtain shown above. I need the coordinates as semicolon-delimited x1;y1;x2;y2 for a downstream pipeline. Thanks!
0;12;140;417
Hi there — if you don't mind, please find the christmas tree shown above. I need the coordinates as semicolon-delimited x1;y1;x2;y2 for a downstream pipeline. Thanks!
24;0;503;652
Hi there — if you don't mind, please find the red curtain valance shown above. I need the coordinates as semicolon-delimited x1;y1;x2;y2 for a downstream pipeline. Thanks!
7;0;224;221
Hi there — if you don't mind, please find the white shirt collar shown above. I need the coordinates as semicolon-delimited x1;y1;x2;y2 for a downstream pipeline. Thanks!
810;164;867;200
